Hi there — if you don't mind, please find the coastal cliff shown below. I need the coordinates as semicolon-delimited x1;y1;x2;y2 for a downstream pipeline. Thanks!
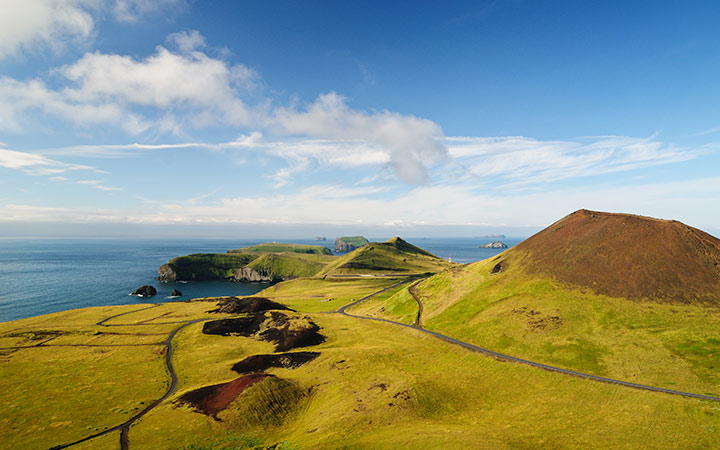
334;236;369;252
157;244;335;282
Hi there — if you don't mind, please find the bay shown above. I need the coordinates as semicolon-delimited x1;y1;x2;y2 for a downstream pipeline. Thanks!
0;236;523;322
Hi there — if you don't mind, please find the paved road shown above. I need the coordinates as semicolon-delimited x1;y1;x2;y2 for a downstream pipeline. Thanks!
338;282;720;404
50;306;211;450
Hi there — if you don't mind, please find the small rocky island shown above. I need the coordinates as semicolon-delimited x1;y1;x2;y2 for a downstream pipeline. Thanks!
479;241;508;249
132;285;157;297
334;236;369;252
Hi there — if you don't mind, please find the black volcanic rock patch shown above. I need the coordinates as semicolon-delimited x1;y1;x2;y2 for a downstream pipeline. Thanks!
232;351;320;374
208;296;291;314
202;314;265;337
202;311;326;352
171;288;183;297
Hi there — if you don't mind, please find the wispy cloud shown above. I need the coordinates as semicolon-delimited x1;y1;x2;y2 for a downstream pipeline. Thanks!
445;134;705;188
0;148;95;176
2;177;719;229
76;179;121;191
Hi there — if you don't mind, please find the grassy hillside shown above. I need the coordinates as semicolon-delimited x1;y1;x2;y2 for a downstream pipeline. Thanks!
229;243;332;255
245;253;333;279
3;282;720;449
403;210;720;397
317;237;453;277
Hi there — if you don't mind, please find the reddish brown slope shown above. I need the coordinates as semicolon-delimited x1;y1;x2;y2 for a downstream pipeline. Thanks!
509;209;720;302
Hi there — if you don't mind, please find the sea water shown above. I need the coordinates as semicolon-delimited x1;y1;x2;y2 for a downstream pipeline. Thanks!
0;236;523;322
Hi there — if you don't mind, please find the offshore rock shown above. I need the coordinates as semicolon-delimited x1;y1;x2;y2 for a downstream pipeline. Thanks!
132;285;157;297
479;241;508;249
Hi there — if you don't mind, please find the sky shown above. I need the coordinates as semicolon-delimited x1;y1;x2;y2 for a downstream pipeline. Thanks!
0;0;719;237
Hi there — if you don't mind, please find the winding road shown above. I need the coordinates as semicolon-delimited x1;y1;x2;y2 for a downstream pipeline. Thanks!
338;280;720;404
49;279;720;449
50;306;211;450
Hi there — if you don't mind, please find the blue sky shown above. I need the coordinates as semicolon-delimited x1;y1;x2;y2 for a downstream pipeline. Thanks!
0;0;719;236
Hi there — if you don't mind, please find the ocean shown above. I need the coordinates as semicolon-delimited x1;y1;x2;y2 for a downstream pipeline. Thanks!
0;236;523;322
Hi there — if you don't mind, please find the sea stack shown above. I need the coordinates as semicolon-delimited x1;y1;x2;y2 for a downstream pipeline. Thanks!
171;288;182;297
132;285;157;297
479;241;508;249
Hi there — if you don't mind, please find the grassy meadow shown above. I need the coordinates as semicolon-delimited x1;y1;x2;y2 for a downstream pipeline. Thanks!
2;271;720;448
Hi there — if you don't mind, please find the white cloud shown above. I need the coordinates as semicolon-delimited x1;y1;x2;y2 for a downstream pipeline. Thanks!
77;178;121;191
0;0;96;59
0;35;446;184
274;93;447;183
0;148;94;176
0;0;183;60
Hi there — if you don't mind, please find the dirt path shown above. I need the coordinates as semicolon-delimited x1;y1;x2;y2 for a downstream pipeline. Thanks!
407;282;423;327
338;281;720;404
49;305;211;450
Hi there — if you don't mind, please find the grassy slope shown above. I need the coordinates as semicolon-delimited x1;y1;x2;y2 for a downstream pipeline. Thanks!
247;253;334;279
346;282;420;325
4;289;720;449
414;249;720;396
229;243;333;255
255;277;404;312
317;237;452;277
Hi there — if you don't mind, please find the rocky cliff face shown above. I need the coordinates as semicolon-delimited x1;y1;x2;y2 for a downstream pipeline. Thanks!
157;264;178;281
232;267;275;282
334;236;369;252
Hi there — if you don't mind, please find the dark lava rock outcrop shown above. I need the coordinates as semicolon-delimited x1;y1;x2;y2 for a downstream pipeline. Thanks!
132;285;157;297
232;351;320;374
203;311;325;352
171;288;182;297
208;296;291;314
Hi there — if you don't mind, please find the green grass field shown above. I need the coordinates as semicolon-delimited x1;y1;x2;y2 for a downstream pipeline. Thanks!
4;265;720;449
412;251;720;397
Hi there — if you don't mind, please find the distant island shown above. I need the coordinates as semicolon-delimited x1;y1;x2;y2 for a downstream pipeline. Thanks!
315;236;327;241
479;241;508;249
482;234;506;238
334;236;369;252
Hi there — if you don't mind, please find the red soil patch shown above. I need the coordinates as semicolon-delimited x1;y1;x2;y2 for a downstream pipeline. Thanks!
508;209;720;302
177;374;270;418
